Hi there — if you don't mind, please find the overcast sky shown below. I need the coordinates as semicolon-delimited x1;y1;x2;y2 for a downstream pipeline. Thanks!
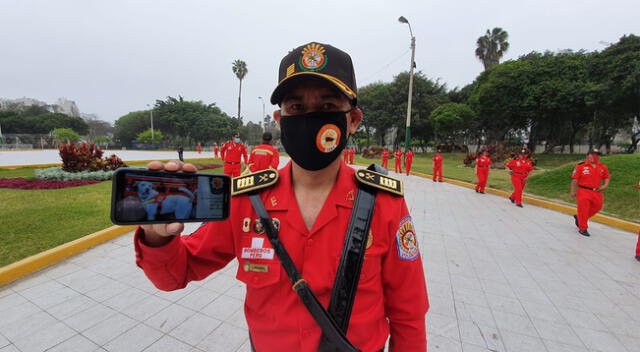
1;0;637;125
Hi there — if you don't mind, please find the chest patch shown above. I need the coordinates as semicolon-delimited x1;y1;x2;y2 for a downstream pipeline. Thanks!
396;216;419;261
241;237;274;260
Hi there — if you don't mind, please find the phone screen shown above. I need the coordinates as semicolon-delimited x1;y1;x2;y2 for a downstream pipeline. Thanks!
111;168;230;224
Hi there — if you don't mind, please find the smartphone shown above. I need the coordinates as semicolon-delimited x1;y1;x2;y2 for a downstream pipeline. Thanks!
111;168;231;225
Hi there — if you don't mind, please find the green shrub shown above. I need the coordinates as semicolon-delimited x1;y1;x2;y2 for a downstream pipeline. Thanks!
35;167;115;181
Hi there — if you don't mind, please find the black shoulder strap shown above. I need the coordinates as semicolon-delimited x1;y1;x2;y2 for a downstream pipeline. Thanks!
318;168;378;352
248;193;360;352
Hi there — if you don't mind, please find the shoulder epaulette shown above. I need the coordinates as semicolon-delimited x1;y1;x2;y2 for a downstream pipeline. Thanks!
355;169;404;196
231;169;279;196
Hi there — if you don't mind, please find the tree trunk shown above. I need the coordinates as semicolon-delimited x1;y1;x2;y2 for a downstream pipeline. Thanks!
627;131;640;153
237;79;243;120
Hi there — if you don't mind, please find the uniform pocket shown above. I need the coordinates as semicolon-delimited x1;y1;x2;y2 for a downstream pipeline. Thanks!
236;259;281;289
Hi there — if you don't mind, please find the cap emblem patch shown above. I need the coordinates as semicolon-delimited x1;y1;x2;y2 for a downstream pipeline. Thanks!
299;43;327;72
316;124;341;153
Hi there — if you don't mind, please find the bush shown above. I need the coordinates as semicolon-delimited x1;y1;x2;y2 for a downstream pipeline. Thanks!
465;143;537;168
35;167;116;181
59;142;127;172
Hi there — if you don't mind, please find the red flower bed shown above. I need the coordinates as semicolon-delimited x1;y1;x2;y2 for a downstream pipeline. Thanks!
194;163;223;170
0;178;103;190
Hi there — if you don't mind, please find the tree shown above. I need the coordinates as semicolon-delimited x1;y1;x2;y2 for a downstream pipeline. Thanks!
429;103;476;143
0;112;89;134
92;136;112;148
113;111;151;146
136;129;164;144
475;28;510;70
232;60;248;121
52;128;80;144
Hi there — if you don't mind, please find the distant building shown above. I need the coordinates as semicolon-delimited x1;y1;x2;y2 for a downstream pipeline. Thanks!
0;97;80;117
52;98;80;117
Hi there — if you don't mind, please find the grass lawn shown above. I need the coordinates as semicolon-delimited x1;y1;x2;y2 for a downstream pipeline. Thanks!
0;158;223;267
355;152;639;222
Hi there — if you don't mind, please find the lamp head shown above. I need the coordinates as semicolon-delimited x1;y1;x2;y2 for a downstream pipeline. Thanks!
398;16;408;24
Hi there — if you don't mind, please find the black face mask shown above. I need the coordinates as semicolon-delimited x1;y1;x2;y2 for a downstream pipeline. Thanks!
280;110;350;171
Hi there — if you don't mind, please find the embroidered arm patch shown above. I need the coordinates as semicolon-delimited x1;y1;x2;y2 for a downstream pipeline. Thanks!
396;216;419;261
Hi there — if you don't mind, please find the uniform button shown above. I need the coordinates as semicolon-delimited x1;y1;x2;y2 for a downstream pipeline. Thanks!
253;276;259;283
307;239;314;246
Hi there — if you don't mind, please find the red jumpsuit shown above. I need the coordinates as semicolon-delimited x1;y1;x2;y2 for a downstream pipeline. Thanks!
213;145;219;158
405;150;415;175
505;157;533;205
134;161;429;352
394;151;403;173
475;156;491;192
349;149;355;164
221;141;248;177
343;149;350;163
432;154;443;181
571;161;610;231
636;183;640;258
381;150;389;169
197;143;202;154
248;144;280;172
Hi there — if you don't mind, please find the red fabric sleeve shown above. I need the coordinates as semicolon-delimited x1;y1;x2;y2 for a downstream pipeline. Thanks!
134;221;236;291
571;164;582;180
382;198;428;352
271;147;280;169
602;164;611;179
243;145;248;164
505;159;515;169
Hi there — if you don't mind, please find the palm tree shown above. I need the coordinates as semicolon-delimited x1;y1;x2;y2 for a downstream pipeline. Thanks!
232;60;248;121
475;28;510;70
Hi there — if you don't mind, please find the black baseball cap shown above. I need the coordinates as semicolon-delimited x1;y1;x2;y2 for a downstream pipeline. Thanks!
270;42;357;105
262;131;272;141
588;149;601;155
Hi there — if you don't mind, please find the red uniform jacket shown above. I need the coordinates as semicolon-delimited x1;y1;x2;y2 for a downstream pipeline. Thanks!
221;142;248;164
506;158;533;176
381;150;389;162
433;154;443;166
213;146;219;156
248;144;280;172
475;156;491;168
405;150;415;162
571;161;610;188
394;150;403;160
135;161;429;352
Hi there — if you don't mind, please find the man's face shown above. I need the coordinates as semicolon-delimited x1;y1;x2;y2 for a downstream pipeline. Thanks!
276;77;362;134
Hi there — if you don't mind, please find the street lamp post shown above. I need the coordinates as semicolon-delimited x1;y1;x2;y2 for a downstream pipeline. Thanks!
258;96;266;131
398;16;416;152
146;104;155;143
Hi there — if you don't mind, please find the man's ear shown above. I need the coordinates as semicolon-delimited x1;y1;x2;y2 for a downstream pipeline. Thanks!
273;110;281;125
347;108;362;135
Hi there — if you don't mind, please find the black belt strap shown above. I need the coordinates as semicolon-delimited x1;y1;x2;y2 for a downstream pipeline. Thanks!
318;185;377;352
248;193;360;352
578;185;598;191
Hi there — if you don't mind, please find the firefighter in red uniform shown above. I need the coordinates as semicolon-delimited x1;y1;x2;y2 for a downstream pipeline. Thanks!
221;134;248;178
432;150;443;182
405;148;415;175
247;131;280;172
213;143;219;158
381;148;389;170
134;42;428;352
506;149;534;208
475;150;491;193
349;147;355;164
394;149;403;173
197;142;202;154
570;149;610;236
636;181;640;261
343;148;350;163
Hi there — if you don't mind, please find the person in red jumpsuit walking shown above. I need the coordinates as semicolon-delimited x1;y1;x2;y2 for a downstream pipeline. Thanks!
213;143;219;158
248;131;280;172
394;148;403;173
432;150;443;182
197;142;202;154
405;148;415;175
220;134;248;178
343;148;350;163
381;148;389;170
505;149;533;208
349;147;355;164
134;42;428;352
475;150;491;193
570;149;610;236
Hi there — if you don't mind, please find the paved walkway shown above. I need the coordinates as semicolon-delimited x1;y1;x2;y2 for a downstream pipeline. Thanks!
1;155;639;351
0;150;215;167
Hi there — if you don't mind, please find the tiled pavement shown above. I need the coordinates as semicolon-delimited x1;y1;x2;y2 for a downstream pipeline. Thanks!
1;167;639;351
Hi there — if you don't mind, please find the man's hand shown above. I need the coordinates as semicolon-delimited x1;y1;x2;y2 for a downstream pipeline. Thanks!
570;190;577;198
140;160;197;247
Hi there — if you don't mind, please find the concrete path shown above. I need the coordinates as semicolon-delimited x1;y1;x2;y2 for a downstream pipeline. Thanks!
0;150;216;167
1;156;639;351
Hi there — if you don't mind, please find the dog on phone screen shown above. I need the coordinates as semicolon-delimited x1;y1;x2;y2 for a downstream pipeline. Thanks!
136;181;194;220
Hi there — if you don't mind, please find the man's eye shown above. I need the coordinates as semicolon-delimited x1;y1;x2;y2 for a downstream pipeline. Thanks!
289;104;303;111
322;103;336;110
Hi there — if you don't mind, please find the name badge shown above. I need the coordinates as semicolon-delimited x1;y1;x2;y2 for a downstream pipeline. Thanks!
241;237;274;260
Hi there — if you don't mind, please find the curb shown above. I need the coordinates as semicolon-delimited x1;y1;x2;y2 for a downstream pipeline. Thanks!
0;225;137;287
406;170;640;234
